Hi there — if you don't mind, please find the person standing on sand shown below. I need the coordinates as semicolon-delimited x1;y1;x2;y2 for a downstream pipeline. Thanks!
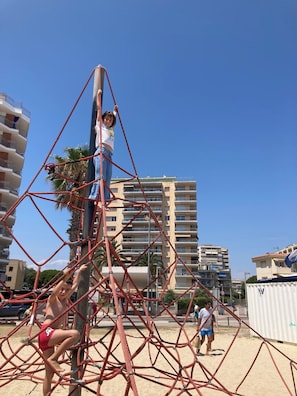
38;264;87;396
196;301;213;356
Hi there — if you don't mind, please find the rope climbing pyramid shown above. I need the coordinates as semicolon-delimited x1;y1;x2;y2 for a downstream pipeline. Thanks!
0;66;296;395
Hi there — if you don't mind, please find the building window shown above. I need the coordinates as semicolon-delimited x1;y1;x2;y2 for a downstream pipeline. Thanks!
275;261;285;267
9;266;13;272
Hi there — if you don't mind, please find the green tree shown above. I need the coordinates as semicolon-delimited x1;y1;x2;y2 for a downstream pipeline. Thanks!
240;275;256;299
136;252;165;281
39;269;61;287
162;289;177;305
194;289;210;309
93;240;125;271
23;267;37;289
47;145;89;262
246;275;257;283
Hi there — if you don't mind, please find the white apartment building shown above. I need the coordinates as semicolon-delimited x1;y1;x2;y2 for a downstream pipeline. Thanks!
107;176;199;293
198;244;232;298
0;93;30;281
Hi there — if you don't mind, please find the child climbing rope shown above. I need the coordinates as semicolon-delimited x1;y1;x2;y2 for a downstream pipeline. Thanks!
38;264;87;395
88;88;118;207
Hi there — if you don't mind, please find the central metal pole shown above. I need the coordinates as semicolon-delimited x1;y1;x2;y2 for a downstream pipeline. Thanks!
69;65;104;395
146;212;151;313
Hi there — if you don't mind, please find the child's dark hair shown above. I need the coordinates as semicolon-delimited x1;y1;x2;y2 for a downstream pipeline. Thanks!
102;111;116;127
66;278;73;286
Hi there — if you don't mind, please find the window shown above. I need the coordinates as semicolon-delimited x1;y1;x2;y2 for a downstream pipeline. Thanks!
107;216;116;222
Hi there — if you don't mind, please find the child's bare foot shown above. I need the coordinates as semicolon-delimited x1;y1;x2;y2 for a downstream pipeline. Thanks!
48;359;64;372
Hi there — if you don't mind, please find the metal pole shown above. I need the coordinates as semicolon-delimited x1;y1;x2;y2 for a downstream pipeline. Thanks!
155;264;159;314
70;66;104;395
147;212;151;313
244;272;250;318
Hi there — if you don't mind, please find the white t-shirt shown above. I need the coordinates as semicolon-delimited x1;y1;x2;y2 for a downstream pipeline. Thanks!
95;121;114;151
198;307;212;331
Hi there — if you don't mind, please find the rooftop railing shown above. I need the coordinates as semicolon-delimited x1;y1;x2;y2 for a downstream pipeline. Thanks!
0;93;30;117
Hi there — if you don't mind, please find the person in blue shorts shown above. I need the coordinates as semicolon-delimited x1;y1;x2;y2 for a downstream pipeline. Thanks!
196;301;213;355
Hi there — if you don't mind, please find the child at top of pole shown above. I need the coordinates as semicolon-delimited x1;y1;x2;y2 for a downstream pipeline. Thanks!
88;88;118;208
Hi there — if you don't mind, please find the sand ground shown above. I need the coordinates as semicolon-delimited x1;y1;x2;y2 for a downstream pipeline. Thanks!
0;323;296;396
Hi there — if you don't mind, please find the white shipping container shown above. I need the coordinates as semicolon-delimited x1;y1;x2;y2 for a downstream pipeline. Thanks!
246;282;297;344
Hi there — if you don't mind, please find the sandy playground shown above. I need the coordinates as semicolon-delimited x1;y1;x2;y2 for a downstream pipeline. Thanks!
0;323;296;396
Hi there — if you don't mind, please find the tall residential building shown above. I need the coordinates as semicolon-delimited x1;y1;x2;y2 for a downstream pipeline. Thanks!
108;176;199;293
198;244;232;299
0;93;30;281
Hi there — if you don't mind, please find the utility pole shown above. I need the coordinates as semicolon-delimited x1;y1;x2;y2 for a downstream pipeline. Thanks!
244;271;250;318
70;66;104;395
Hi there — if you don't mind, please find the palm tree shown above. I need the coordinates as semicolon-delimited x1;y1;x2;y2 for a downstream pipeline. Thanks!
46;145;89;262
93;240;125;271
136;252;166;284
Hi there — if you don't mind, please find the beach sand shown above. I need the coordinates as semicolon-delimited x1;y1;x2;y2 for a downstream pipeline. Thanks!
0;323;296;395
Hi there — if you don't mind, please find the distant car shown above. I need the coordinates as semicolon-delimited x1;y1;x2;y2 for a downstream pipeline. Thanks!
0;300;31;320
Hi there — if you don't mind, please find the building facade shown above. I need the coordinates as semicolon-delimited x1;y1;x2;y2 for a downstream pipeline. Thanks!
108;177;199;293
5;258;26;290
198;244;232;300
252;252;291;280
0;93;30;281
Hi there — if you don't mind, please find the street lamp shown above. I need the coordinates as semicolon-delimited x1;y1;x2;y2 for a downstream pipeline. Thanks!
154;263;161;314
244;272;250;317
145;213;151;313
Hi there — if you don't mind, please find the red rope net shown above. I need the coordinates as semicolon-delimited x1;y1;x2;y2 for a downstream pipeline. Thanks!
0;67;296;395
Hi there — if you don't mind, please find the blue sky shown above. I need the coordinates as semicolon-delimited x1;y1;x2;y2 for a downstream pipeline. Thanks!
1;0;296;279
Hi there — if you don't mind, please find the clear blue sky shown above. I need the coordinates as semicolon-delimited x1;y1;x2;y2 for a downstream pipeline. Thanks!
1;0;296;279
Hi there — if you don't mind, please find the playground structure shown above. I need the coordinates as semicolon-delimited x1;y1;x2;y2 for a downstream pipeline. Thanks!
0;66;296;395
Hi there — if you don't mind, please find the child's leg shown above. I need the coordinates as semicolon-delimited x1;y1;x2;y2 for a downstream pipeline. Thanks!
197;334;205;355
89;150;101;200
102;149;112;201
43;348;55;395
206;334;212;354
47;329;80;368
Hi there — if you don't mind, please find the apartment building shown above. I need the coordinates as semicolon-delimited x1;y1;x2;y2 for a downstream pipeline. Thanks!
251;244;297;280
252;252;288;280
5;259;26;290
198;244;232;299
0;93;30;281
107;176;199;293
275;243;297;257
